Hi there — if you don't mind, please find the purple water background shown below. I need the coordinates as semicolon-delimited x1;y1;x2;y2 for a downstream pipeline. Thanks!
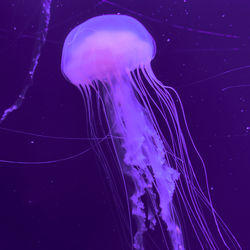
0;0;249;249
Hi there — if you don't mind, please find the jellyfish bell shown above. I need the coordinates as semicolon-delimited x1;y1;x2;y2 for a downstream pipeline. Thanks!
61;14;241;250
61;14;156;85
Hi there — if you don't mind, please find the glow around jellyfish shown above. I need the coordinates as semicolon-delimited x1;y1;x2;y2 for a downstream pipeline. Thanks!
61;14;241;250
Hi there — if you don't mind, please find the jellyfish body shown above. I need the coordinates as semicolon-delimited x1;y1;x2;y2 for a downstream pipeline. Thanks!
61;15;240;250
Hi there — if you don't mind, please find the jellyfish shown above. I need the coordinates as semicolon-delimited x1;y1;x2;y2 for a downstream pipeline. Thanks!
61;14;240;250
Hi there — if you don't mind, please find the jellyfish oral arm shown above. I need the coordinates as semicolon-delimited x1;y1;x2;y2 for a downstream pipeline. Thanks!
108;76;182;249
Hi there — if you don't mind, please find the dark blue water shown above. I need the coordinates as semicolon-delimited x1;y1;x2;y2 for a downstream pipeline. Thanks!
0;0;249;249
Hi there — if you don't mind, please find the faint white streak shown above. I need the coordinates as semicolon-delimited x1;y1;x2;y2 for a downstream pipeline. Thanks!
0;0;52;123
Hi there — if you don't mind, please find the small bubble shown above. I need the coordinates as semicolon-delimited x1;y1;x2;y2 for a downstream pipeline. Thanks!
30;140;35;144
